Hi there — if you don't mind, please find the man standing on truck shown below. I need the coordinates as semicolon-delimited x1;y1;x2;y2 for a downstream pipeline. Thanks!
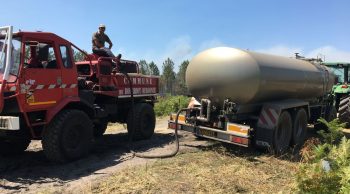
92;24;115;57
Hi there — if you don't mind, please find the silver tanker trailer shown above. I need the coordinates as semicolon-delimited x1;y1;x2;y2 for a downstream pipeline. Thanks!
168;47;336;153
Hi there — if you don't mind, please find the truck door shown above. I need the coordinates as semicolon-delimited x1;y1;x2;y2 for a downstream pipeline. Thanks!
20;40;62;110
57;44;78;98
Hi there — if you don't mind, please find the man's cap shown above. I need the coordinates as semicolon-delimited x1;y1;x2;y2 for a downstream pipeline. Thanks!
99;24;106;28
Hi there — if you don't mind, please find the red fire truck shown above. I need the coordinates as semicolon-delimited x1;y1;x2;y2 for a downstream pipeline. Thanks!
0;26;159;162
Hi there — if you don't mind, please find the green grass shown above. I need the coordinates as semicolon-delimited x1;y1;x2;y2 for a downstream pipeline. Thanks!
154;95;190;116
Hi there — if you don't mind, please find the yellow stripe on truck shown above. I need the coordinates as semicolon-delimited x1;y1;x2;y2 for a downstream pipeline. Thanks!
171;114;186;123
227;123;249;136
28;101;57;106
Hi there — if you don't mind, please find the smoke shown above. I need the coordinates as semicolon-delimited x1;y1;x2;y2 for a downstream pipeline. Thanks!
161;36;192;67
199;38;227;51
306;46;350;62
256;45;350;62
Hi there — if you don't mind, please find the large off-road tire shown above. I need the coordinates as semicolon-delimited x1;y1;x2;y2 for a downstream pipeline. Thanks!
93;119;108;137
0;138;30;155
127;103;156;141
42;109;94;163
339;96;350;124
273;111;292;154
291;109;307;147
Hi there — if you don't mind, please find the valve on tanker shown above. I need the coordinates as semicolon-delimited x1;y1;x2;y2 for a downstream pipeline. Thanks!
223;99;238;114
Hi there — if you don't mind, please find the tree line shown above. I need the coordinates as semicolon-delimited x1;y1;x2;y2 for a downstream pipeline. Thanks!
138;58;189;96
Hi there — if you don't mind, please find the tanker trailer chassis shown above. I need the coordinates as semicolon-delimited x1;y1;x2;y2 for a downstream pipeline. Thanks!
169;47;337;153
169;97;336;153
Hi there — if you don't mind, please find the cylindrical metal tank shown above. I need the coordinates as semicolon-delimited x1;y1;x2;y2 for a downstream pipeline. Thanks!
186;47;335;105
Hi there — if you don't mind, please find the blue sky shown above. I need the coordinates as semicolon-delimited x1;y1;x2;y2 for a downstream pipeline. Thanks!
1;0;349;71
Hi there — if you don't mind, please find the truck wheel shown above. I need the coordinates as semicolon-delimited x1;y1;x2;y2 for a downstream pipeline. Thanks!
273;111;292;154
42;110;94;162
292;109;307;147
93;119;108;137
339;96;350;124
0;138;30;155
127;103;156;141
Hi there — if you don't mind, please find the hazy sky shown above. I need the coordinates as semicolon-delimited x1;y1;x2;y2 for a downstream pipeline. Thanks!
1;0;349;70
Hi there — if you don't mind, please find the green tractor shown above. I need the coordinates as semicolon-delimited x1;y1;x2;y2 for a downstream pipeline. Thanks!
323;62;350;123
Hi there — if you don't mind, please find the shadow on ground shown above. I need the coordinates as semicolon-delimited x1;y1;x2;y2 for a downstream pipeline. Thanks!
0;131;178;191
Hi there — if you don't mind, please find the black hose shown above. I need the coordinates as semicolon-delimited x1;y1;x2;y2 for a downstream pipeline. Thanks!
122;70;187;158
135;108;188;158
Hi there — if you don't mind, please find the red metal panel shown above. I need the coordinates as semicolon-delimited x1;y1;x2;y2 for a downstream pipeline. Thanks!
20;68;62;111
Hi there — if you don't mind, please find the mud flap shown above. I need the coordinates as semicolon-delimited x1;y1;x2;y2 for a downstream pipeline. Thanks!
254;127;274;149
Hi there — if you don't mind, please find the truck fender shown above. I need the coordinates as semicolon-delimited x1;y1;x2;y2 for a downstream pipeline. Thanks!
46;97;95;123
254;99;309;149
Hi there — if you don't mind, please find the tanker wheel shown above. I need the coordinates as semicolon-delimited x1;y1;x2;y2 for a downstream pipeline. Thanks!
127;103;156;141
339;95;350;125
42;109;94;163
291;109;307;147
93;119;108;137
273;111;292;154
0;138;30;156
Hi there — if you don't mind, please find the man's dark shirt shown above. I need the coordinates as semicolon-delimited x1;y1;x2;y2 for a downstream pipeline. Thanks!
92;32;111;49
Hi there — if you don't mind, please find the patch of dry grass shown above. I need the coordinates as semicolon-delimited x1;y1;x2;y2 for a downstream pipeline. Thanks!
105;117;168;134
105;122;126;133
90;148;298;194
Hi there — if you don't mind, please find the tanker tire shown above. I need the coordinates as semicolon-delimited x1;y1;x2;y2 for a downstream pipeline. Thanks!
93;119;108;137
0;138;30;156
42;109;94;163
273;111;292;154
339;96;350;125
127;103;155;141
292;109;307;147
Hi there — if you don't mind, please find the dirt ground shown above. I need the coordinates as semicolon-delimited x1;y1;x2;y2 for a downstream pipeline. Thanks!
0;117;215;194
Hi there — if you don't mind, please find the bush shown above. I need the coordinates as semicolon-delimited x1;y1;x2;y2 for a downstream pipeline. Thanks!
295;119;350;193
317;118;345;145
154;95;190;116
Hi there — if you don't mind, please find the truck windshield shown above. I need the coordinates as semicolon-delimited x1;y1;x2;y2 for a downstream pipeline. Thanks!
328;66;348;83
0;37;21;79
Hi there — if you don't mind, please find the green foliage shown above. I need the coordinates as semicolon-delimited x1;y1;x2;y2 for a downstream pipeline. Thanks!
161;58;176;94
295;119;350;193
175;60;189;95
139;59;149;75
154;95;190;116
296;162;341;194
73;49;86;62
149;61;160;76
317;118;345;145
